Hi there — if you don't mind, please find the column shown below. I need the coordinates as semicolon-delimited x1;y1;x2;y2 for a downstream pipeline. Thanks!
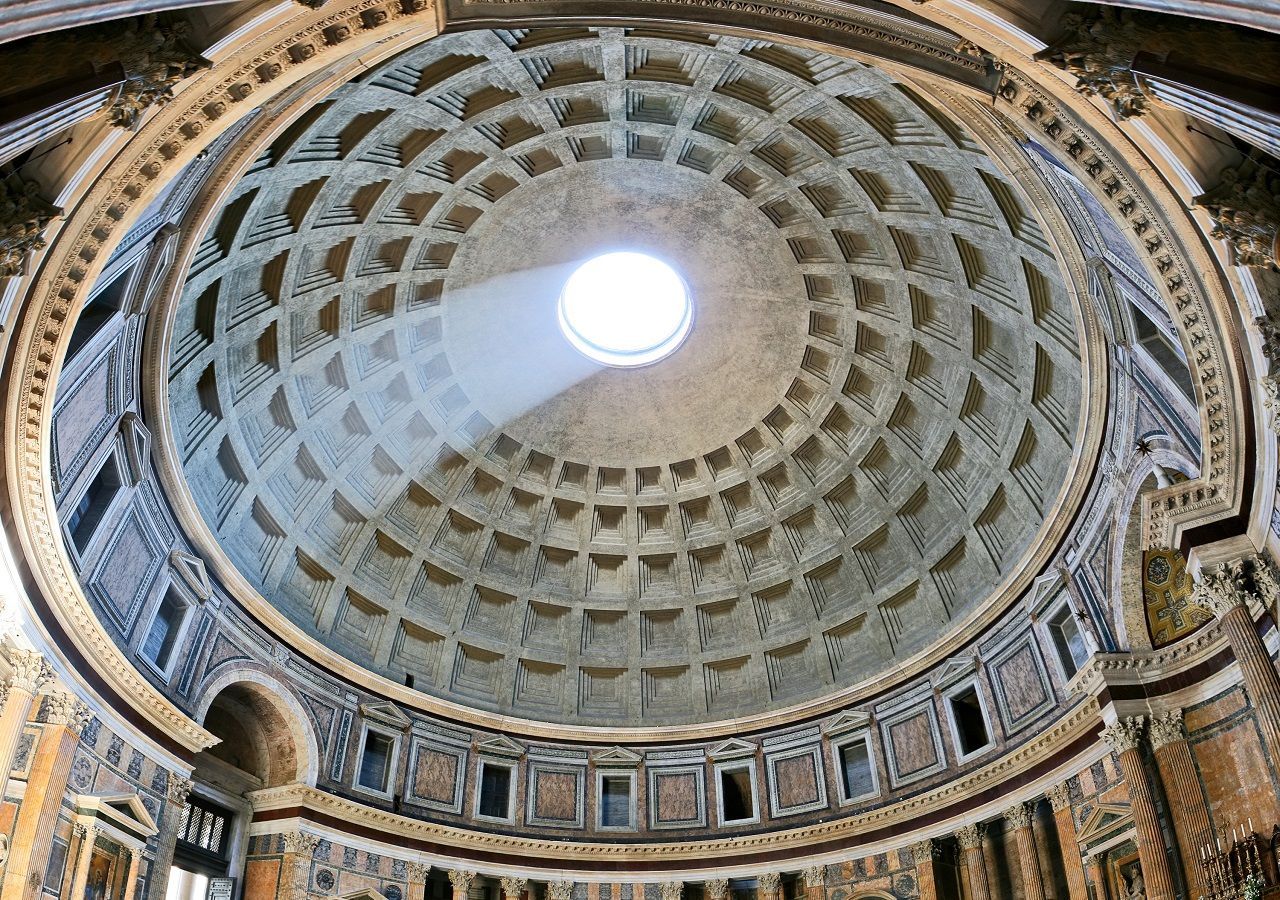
1100;718;1175;900
0;650;52;790
1047;783;1089;900
803;866;825;900
500;876;527;900
1194;562;1280;781
550;882;575;900
448;869;477;900
661;882;683;900
910;839;939;900
758;872;781;900
2;690;90;899
409;863;433;900
145;775;192;900
121;845;142;900
705;879;730;900
66;823;99;900
1085;853;1109;900
280;831;320;899
1148;710;1214;896
956;824;991;900
1006;802;1048;900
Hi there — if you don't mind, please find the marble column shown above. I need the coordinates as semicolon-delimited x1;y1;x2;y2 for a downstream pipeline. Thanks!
144;775;192;900
280;831;320;898
1085;852;1109;900
1101;719;1175;900
121;845;142;900
1047;783;1089;900
1007;802;1048;900
911;838;939;900
758;872;781;900
2;690;90;899
1194;562;1280;783
1148;710;1213;897
957;824;991;900
409;863;433;899
449;869;477;900
66;823;99;900
500;876;527;900
0;650;52;791
706;879;730;900
802;866;825;900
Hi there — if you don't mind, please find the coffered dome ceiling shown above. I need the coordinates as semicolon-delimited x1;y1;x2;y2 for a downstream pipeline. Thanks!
166;26;1085;725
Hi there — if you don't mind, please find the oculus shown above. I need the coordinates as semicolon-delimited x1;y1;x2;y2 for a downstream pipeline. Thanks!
557;251;693;367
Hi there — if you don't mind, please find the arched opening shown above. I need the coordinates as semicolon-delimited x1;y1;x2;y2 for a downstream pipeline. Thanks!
196;679;303;791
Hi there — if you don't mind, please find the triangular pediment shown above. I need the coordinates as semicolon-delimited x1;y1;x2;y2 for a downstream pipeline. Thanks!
75;793;158;838
330;891;389;900
593;746;642;766
934;655;977;687
118;412;151;485
1027;570;1065;615
708;738;756;760
824;709;872;736
170;549;211;600
1077;803;1133;843
359;701;411;730
477;734;524;757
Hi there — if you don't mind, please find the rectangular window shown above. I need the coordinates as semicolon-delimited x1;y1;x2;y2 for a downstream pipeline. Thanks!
477;761;512;820
142;589;188;673
1048;606;1088;678
357;731;394;793
599;774;632;828
1132;305;1195;402
838;737;875;801
67;455;123;553
176;797;233;857
718;765;755;823
949;685;991;756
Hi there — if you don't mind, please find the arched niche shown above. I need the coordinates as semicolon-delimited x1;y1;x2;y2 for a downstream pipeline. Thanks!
193;669;318;791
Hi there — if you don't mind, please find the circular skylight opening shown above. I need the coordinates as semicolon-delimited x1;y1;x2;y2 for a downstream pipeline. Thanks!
558;251;693;367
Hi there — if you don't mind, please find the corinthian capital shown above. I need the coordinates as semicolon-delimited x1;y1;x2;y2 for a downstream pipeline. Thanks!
407;863;432;884
0;173;62;279
1147;710;1187;751
548;882;574;900
280;831;320;855
167;775;195;804
909;839;938;865
660;882;683;900
704;880;730;900
1101;716;1145;755
1046;782;1072;812
1191;562;1249;616
1005;802;1034;830
757;873;782;894
500;877;527;899
955;823;985;850
42;691;91;733
1194;157;1280;270
449;870;477;897
7;649;53;694
802;866;825;889
1033;6;1150;120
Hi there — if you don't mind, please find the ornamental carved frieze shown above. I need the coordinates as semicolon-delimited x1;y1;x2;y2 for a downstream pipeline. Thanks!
1194;157;1280;270
0;170;61;279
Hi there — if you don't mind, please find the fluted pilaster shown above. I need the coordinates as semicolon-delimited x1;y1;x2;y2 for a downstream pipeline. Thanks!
957;824;991;900
1006;802;1048;900
1048;782;1089;900
1101;718;1175;900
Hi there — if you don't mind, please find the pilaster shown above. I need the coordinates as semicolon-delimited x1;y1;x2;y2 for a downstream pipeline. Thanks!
1149;710;1214;896
0;650;52;792
1048;782;1089;900
1101;718;1175;900
910;838;939;900
1006;802;1047;900
956;824;991;900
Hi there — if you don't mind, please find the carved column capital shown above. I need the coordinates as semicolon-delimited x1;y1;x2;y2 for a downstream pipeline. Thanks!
705;879;730;900
6;649;53;695
1005;801;1034;830
1101;716;1145;755
1194;158;1280;270
500;877;526;899
407;862;432;884
660;881;683;900
909;839;938;865
449;869;477;897
0;173;62;279
1046;782;1072;812
548;882;574;900
167;775;194;804
280;831;320;855
1192;562;1250;616
1147;710;1187;750
42;691;91;733
802;866;825;889
758;873;782;894
955;823;985;850
1033;6;1150;120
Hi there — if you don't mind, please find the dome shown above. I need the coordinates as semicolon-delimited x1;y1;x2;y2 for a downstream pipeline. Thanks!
164;28;1085;726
